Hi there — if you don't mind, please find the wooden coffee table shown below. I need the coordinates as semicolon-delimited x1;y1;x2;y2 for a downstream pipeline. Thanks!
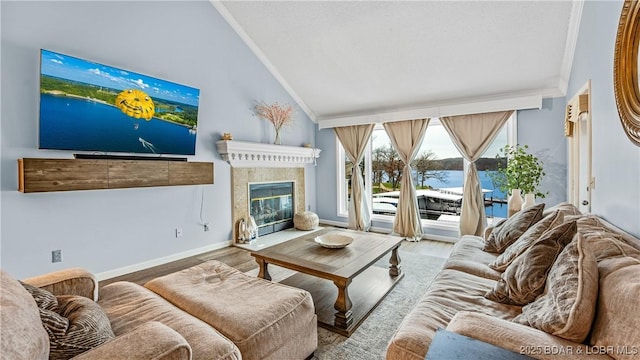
251;228;404;337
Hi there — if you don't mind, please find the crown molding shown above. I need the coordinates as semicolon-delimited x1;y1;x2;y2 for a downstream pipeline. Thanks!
558;0;584;97
316;94;542;129
210;1;317;122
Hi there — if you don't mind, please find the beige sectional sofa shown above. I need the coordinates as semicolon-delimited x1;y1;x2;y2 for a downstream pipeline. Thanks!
1;260;317;360
1;268;206;360
387;203;640;360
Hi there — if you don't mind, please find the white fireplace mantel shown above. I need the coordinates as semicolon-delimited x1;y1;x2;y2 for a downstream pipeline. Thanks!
216;140;321;168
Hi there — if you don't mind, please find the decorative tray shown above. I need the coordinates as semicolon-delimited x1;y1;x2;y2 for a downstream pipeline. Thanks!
314;233;353;249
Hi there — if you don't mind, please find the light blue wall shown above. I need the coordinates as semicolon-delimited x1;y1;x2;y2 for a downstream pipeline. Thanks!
315;128;341;224
0;1;316;278
566;0;640;237
517;97;568;208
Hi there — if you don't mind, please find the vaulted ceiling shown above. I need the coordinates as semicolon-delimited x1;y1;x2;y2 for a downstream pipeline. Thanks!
213;1;581;125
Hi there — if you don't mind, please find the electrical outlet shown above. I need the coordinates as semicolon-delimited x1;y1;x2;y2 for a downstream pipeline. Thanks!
204;223;210;232
52;250;63;263
175;228;183;238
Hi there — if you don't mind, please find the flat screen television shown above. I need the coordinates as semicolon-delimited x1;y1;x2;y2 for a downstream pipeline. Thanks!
39;49;200;156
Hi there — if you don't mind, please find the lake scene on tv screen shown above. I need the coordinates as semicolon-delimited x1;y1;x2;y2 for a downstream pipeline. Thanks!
39;49;200;156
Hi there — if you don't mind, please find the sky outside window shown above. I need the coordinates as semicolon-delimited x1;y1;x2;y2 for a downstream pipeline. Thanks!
371;119;507;160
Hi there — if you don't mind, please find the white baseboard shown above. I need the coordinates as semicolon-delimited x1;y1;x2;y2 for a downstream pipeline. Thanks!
423;234;457;243
95;241;233;281
318;219;348;228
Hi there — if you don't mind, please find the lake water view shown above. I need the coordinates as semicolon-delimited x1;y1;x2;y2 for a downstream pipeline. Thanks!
418;170;508;218
39;94;197;155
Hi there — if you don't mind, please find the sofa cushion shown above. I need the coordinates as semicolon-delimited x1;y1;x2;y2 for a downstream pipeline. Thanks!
589;255;640;359
571;215;640;256
386;269;522;360
144;260;317;360
72;321;192;360
443;235;502;281
514;233;598;343
591;216;640;253
0;271;49;360
484;203;545;253
542;202;581;218
99;281;241;360
22;268;98;301
42;296;115;360
489;210;564;271
447;311;600;360
485;220;577;305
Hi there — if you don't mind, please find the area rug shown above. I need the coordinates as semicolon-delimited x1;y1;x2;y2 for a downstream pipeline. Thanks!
247;251;446;360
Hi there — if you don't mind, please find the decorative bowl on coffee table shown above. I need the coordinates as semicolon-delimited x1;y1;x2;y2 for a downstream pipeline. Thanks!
315;233;353;249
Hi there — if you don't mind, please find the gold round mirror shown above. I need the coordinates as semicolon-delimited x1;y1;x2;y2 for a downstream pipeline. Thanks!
614;0;640;146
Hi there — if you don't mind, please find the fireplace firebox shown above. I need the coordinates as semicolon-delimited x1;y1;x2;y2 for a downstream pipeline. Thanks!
249;181;294;236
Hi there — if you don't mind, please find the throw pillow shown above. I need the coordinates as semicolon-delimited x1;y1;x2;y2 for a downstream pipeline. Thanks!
513;233;598;343
30;295;114;360
542;202;581;218
485;220;577;305
20;281;58;311
20;283;115;359
484;203;545;253
20;282;69;337
489;210;565;271
589;257;640;356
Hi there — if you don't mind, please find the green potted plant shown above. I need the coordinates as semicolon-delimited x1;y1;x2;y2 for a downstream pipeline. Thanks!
489;144;547;215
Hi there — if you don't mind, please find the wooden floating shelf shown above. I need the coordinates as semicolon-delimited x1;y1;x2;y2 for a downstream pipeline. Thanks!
18;158;214;193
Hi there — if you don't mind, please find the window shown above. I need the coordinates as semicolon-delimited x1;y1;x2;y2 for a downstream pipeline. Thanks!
336;115;516;227
336;141;371;217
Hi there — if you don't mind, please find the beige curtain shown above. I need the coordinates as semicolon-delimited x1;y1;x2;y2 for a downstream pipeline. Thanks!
440;111;513;236
334;124;375;231
383;119;430;241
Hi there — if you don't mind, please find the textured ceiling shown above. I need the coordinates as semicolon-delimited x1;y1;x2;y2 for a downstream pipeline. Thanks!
214;1;580;122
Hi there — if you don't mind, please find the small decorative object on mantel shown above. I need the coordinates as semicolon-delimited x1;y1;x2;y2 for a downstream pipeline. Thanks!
254;101;294;145
221;132;233;140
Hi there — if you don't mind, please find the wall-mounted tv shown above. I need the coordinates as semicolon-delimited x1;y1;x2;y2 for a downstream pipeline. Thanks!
39;49;200;156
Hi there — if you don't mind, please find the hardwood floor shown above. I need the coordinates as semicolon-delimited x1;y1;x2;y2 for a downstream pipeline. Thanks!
401;237;454;259
99;228;454;289
99;246;255;288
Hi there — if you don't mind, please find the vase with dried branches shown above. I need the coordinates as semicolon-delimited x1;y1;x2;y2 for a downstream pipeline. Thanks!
254;101;294;145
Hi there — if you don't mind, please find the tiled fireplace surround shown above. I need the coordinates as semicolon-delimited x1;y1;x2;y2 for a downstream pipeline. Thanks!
231;167;305;242
217;140;321;243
